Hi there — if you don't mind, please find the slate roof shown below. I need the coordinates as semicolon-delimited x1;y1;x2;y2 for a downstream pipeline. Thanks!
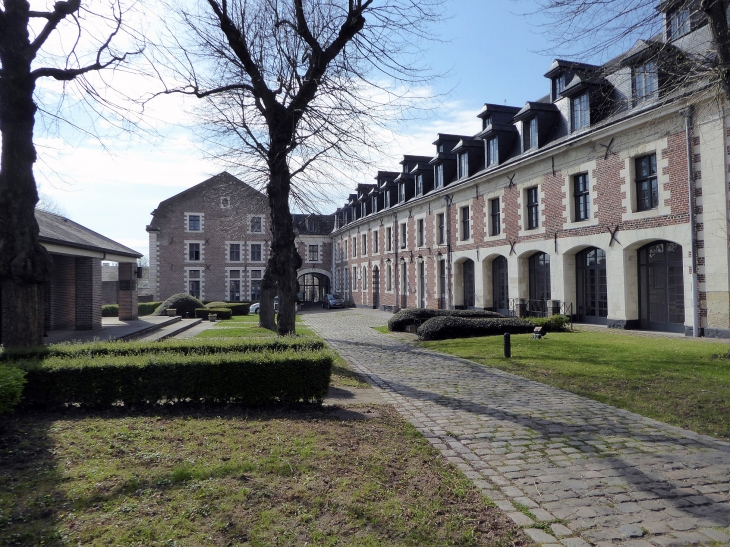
292;214;335;236
36;209;142;259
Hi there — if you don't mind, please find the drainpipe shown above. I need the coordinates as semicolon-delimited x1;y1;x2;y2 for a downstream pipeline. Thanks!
683;106;700;337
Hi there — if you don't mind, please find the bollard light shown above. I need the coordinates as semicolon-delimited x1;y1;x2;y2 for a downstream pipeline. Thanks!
504;332;511;358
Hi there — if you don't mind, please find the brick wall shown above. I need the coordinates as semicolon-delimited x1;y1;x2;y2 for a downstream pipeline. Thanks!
47;254;76;330
75;257;101;330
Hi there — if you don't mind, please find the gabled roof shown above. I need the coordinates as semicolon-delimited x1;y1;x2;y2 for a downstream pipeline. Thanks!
153;171;265;212
36;209;142;259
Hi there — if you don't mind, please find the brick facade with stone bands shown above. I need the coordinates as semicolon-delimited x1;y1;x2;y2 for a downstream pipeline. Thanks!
332;98;727;336
147;172;335;304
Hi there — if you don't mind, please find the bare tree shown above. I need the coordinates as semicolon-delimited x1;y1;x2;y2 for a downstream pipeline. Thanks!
526;0;730;98
151;0;443;335
0;0;141;347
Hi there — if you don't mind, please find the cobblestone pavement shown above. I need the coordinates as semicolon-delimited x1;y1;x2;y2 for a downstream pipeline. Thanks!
303;309;730;547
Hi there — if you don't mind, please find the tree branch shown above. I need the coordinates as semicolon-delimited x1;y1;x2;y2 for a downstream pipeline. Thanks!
28;0;81;57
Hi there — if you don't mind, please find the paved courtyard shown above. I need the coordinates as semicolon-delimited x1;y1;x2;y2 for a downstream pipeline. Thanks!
303;309;730;547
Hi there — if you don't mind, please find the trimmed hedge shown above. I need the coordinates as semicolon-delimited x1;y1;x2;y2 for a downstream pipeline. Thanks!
417;316;534;341
139;301;163;316
11;350;333;408
388;308;504;332
102;304;119;317
0;337;325;361
206;302;251;316
195;307;233;320
152;293;204;317
0;365;26;414
523;315;571;332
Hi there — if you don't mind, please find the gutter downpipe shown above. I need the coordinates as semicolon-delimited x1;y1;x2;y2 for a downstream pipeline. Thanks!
683;105;700;337
444;194;453;309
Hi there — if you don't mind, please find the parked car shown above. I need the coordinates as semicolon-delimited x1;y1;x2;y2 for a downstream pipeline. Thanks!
250;297;279;314
321;293;345;309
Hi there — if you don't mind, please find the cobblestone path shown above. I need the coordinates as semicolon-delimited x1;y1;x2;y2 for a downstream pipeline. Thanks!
303;309;730;547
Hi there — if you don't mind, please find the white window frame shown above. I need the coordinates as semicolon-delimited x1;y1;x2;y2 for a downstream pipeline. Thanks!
249;242;264;263
185;240;204;262
184;212;204;233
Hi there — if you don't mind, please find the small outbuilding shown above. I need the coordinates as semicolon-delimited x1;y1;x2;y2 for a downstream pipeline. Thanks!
36;210;142;333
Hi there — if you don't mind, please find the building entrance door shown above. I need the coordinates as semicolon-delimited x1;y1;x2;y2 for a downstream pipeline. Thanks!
638;241;685;332
576;247;607;324
528;252;551;316
492;256;509;316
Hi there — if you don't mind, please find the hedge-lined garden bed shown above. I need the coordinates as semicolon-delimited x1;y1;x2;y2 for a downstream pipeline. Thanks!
388;308;504;332
9;349;332;408
196;307;233;320
416;316;534;341
102;302;164;317
0;336;325;361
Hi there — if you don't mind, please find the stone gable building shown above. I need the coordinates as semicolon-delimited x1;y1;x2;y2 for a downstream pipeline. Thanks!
147;172;334;303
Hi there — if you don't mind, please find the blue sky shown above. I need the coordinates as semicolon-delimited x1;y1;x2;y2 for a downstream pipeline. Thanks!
32;1;600;259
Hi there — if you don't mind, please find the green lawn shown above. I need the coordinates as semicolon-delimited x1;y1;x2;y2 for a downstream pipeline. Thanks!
421;330;730;440
0;406;527;547
196;313;315;338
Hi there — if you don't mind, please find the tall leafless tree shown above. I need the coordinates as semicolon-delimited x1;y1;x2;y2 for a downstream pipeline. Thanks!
0;0;140;347
526;0;730;98
152;0;443;335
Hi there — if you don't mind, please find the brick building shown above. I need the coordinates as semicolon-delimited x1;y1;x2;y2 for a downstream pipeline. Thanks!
147;172;334;303
332;3;730;337
34;210;142;335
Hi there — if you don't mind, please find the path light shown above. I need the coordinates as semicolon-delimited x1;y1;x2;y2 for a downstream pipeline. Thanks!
504;333;511;358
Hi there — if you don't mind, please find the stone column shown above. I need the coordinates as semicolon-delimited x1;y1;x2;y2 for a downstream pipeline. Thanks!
75;257;101;330
117;262;139;321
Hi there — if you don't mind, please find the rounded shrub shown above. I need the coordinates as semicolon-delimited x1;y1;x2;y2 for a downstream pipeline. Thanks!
152;293;205;317
388;308;504;332
417;316;534;341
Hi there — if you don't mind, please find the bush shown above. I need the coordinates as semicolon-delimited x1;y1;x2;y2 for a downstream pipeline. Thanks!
138;301;163;316
152;293;204;317
206;302;250;316
11;350;333;408
523;315;571;332
388;308;504;332
102;304;119;317
417;316;534;341
0;337;325;361
195;307;233;320
0;365;26;414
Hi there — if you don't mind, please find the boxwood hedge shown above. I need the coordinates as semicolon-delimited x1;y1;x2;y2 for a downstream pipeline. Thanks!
11;349;333;408
388;308;504;332
523;314;571;332
0;337;325;361
152;293;204;317
138;301;163;316
0;365;26;414
195;307;233;320
417;316;534;341
102;304;119;317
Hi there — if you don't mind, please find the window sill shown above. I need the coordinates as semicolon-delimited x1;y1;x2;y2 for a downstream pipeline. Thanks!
622;207;664;222
566;217;600;229
519;226;546;237
485;233;505;243
456;239;474;246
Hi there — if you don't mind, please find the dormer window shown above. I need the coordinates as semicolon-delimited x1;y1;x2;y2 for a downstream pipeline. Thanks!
633;60;658;105
571;92;589;131
385;191;391;208
523;117;538;151
552;74;565;101
486;137;498;167
482;116;491;130
435;164;444;189
416;174;423;196
361;202;367;217
458;152;469;179
372;196;378;213
668;7;690;39
398;183;406;203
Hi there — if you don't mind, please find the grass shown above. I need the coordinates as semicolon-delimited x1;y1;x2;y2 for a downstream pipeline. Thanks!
0;405;529;547
372;326;390;334
421;329;730;440
195;313;315;338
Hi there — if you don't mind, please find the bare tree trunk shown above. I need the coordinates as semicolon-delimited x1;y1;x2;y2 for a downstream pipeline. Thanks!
258;263;277;330
0;2;53;347
702;0;730;99
267;139;302;336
